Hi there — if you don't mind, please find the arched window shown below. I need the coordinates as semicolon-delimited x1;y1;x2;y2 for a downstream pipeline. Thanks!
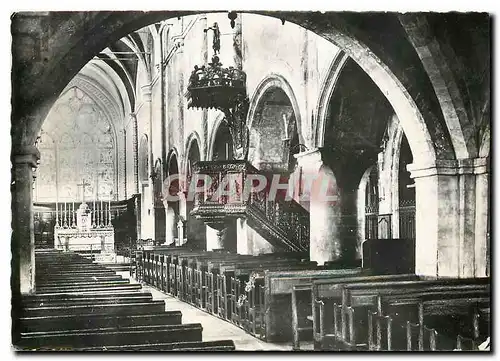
35;86;116;202
398;134;415;239
365;167;379;239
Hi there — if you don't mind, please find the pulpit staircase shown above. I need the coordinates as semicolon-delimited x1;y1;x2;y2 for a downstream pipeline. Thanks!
190;160;309;253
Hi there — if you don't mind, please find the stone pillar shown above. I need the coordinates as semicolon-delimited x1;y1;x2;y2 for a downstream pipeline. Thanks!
122;129;127;199
163;204;174;245
12;145;40;295
237;218;274;255
177;219;185;246
295;149;343;265
236;218;250;255
131;113;139;195
178;191;187;220
338;187;359;262
408;158;489;277
140;184;155;240
206;224;224;251
474;158;490;277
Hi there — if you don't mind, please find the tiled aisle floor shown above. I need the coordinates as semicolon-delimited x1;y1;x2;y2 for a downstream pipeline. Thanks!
117;272;313;351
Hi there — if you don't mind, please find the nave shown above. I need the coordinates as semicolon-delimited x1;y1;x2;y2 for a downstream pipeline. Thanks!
10;11;491;352
13;243;490;352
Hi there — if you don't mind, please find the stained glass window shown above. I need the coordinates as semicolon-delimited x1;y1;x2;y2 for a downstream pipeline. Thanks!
35;87;116;202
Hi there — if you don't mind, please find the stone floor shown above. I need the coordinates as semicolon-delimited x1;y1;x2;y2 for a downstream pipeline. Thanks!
116;271;313;351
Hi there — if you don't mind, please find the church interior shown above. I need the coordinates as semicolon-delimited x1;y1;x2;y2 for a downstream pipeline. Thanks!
10;11;491;351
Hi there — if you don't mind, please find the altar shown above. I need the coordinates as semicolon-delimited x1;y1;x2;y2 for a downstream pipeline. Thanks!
54;185;116;262
54;227;114;253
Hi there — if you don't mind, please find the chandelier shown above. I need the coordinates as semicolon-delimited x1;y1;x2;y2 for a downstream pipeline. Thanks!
185;21;249;160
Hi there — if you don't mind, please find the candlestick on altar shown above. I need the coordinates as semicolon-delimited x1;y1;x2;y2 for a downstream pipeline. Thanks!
63;202;67;228
71;201;75;228
92;199;96;227
108;193;112;226
100;199;104;227
55;201;59;228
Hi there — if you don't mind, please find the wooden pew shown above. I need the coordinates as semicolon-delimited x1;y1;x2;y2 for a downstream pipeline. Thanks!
34;284;144;297
311;274;418;348
35;273;121;282
76;340;236;351
35;280;138;294
20;300;166;317
177;253;253;305
212;259;318;321
18;323;203;349
35;279;131;288
19;311;182;333
259;268;364;344
226;262;320;327
316;277;489;350
35;269;117;277
372;293;490;351
21;293;154;308
22;249;237;352
179;254;288;315
138;249;221;296
36;283;142;294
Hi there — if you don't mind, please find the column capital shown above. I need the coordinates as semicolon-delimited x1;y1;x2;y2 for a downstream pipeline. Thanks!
12;145;40;168
293;147;325;171
140;84;152;102
407;157;489;179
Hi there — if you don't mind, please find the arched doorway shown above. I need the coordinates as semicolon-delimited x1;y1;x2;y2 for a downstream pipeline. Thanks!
247;78;302;213
398;134;416;240
138;134;154;239
318;58;394;264
248;79;300;174
165;151;180;245
365;166;380;240
152;158;166;244
185;137;205;249
211;120;233;161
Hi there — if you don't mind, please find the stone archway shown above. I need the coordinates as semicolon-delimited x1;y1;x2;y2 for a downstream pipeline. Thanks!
247;75;301;173
315;50;349;148
184;135;205;249
138;134;154;239
210;119;234;161
138;135;149;184
164;149;180;245
396;134;416;240
152;158;166;244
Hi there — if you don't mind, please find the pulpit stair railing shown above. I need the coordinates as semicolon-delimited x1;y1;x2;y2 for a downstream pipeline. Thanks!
190;160;309;253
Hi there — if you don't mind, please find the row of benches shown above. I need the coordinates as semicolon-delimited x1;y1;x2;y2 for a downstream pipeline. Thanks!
14;249;235;351
293;274;490;350
135;246;490;350
135;247;334;340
